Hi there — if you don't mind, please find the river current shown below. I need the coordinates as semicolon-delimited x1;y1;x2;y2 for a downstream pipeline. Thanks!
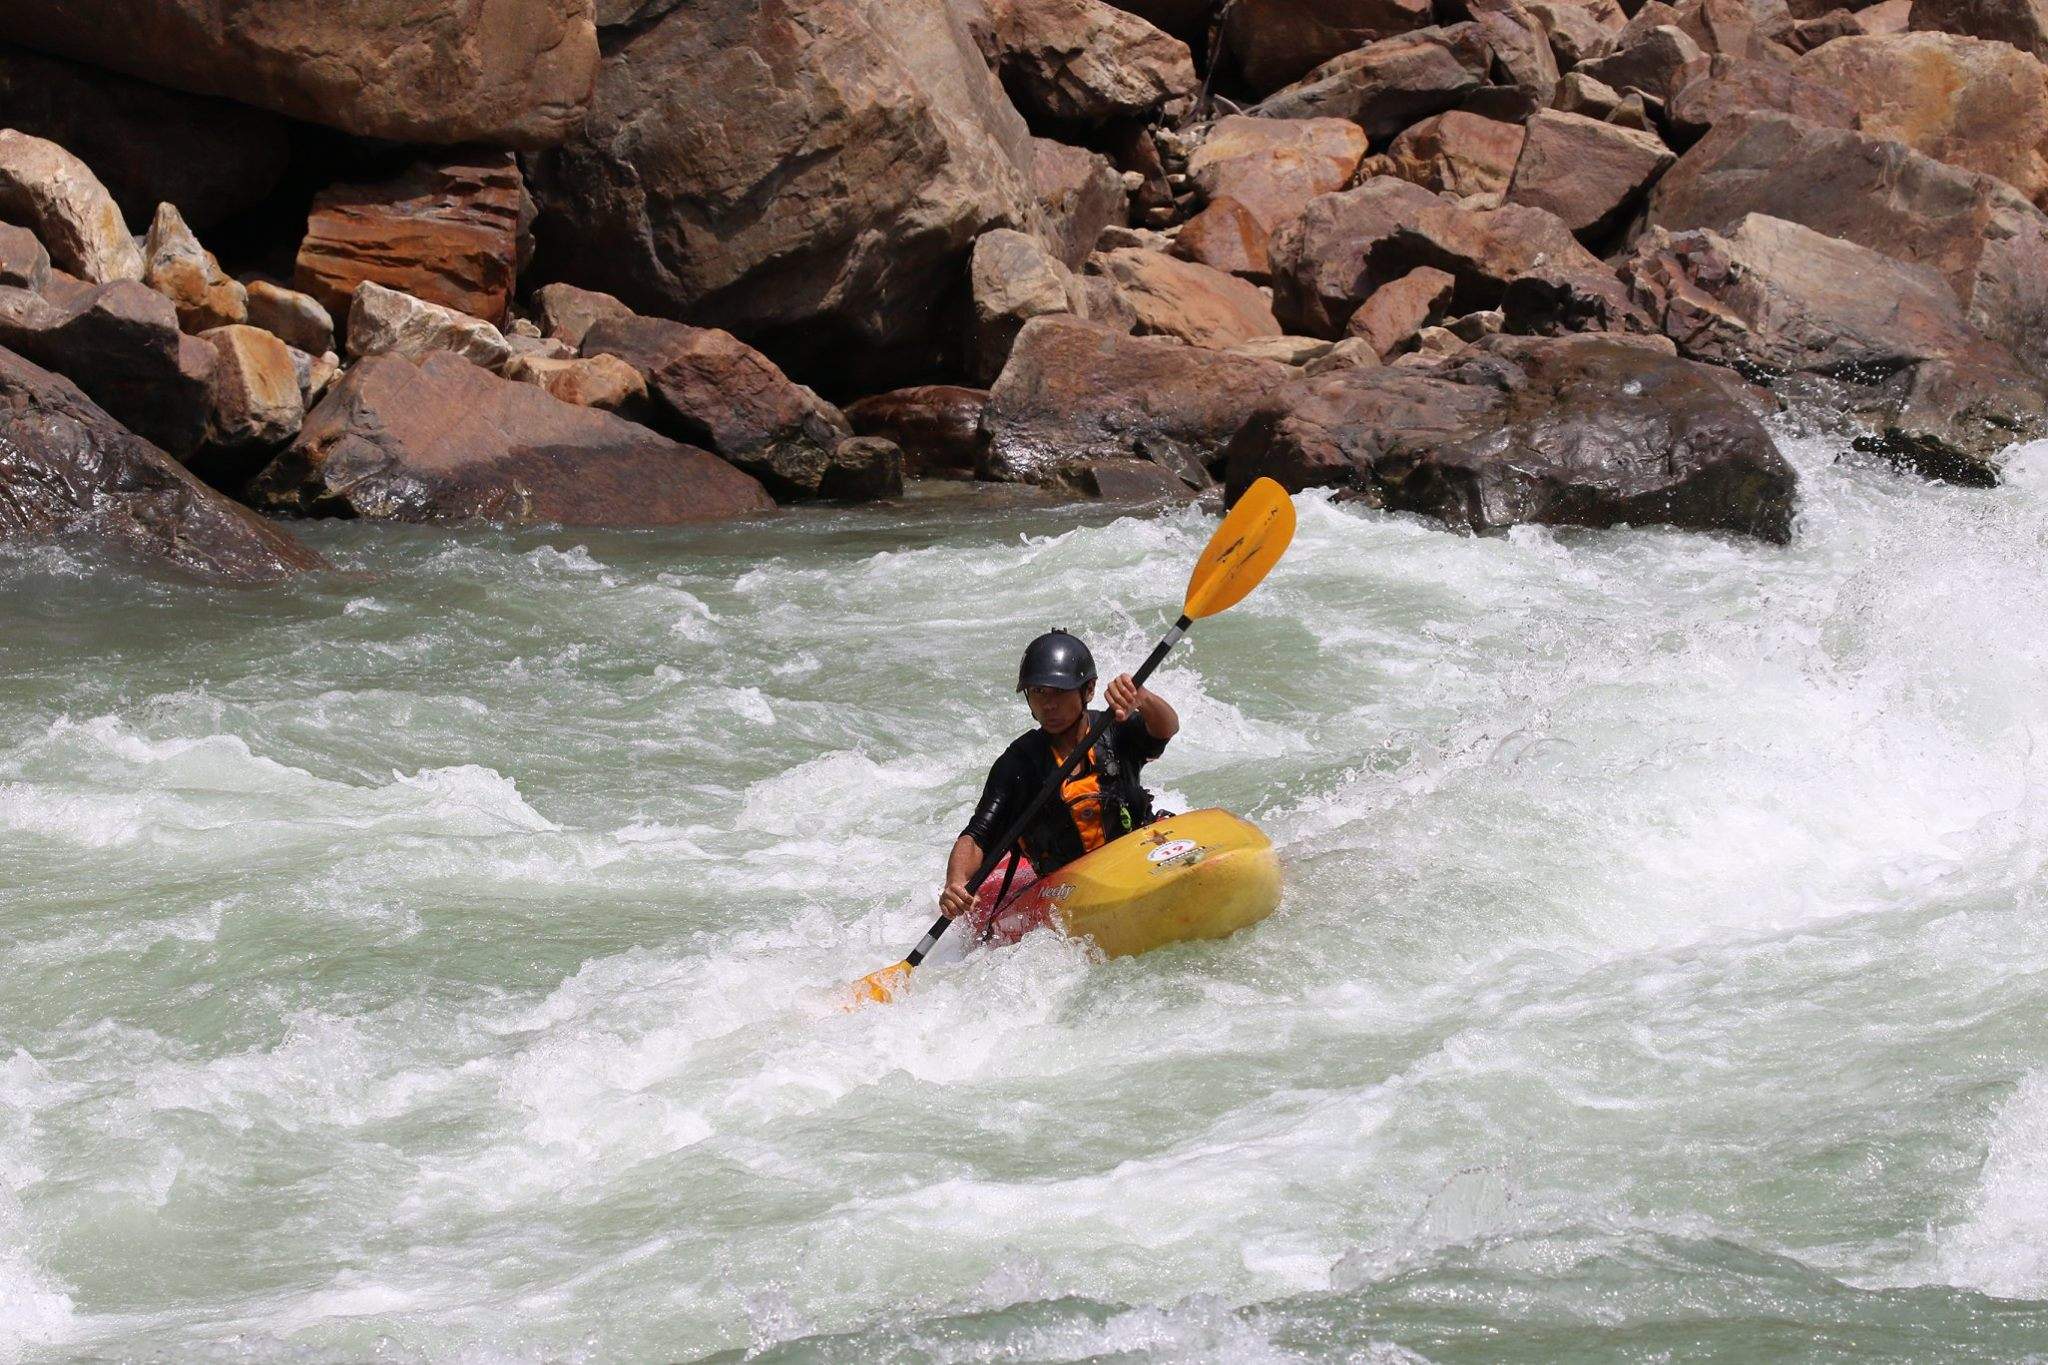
4;428;2048;1362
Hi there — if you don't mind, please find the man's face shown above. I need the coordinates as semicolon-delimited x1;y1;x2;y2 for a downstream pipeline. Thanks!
1025;681;1093;733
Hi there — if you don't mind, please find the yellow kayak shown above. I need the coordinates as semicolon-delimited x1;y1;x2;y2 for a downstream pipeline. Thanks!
975;809;1282;958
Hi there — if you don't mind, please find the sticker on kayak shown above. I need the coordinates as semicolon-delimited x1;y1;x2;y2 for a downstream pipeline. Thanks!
1146;838;1206;871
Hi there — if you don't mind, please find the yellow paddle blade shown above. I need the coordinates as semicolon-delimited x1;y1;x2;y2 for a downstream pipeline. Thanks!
1183;477;1296;620
843;960;912;1010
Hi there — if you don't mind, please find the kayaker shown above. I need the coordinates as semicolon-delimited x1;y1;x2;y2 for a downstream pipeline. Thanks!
939;629;1180;921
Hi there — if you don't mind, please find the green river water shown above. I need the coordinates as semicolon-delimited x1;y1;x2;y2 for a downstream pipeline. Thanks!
4;429;2048;1362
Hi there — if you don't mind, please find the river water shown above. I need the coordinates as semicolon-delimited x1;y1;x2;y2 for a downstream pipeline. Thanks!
4;429;2048;1363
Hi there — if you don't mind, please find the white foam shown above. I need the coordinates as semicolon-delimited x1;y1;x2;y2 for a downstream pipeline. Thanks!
1933;1070;2048;1299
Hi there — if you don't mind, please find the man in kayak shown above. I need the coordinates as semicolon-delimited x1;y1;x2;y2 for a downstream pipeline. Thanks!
938;629;1180;923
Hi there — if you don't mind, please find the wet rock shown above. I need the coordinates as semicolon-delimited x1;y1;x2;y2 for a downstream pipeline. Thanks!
845;385;989;477
1172;198;1273;281
501;352;648;413
0;129;142;284
982;314;1295;490
0;280;213;456
295;151;526;326
1859;358;2048;484
580;315;864;502
3;0;597;147
0;225;49;292
1576;25;1707;102
822;436;907;501
1226;334;1796;542
1186;116;1370;231
1091;247;1283;347
1799;33;2048;206
1500;261;1658;335
1032;138;1128;270
525;0;1039;391
1910;0;2048;58
248;352;771;525
529;283;636;352
243;282;334;356
1254;24;1494;135
345;282;512;372
0;345;321;583
972;228;1090;382
142;203;245;334
0;42;290;232
1224;0;1438;94
1388;112;1528;198
986;0;1196;125
1506;109;1676;239
1647;111;2048;373
1664;54;1860;145
1347;266;1457;358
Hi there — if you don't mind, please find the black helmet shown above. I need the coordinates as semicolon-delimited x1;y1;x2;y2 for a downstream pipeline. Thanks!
1016;629;1096;692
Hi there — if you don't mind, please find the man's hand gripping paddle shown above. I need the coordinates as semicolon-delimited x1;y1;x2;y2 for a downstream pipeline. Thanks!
845;477;1297;1007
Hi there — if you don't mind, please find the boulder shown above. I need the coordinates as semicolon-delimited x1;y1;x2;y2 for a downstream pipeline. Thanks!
1664;53;1860;145
1798;33;2048;206
243;282;334;356
1858;357;2048;485
1388;112;1528;197
525;0;1041;391
0;42;289;232
844;385;989;477
1091;247;1283;347
1031;138;1128;270
345;282;513;372
1500;261;1658;335
1172;198;1273;281
196;324;303;473
1347;265;1457;357
1526;0;1624;66
0;224;48;291
1557;71;1626;118
295;151;527;326
247;352;772;524
579;315;865;502
985;0;1196;125
0;281;213;455
972;228;1090;381
0;129;142;284
819;436;907;501
290;348;342;409
142;203;246;334
1254;24;1494;135
2;0;597;148
1269;176;1604;335
1224;0;1438;94
1186;116;1370;230
1231;335;1339;363
1506;109;1676;239
0;345;320;582
1647;111;2048;373
1225;334;1796;541
982;314;1296;489
1910;0;2048;58
1469;0;1563;108
1576;24;1707;101
1669;0;1797;56
529;282;636;351
501;352;648;412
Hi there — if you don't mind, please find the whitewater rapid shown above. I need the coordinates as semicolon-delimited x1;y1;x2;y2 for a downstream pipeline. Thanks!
3;433;2047;1362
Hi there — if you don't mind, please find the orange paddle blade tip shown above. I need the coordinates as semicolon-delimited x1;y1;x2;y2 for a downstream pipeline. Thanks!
843;960;913;1010
1183;477;1296;620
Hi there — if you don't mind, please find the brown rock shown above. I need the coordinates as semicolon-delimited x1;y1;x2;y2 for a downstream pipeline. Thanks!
1231;335;1339;363
987;0;1197;124
580;315;865;502
0;41;289;232
243;282;334;356
1527;0;1625;66
1172;198;1273;281
982;314;1295;489
1910;0;2048;58
844;385;989;477
529;283;636;351
1224;0;1438;94
1664;53;1860;144
1506;109;1676;238
1225;333;1796;541
1798;32;2048;206
1091;247;1283;347
1346;266;1457;357
0;280;214;456
1862;0;1913;32
1785;7;1870;49
1254;24;1495;135
248;352;771;524
345;283;512;372
0;129;142;284
1576;25;1708;101
1470;0;1563;107
295;151;526;326
1185;116;1370;230
1388;112;1528;197
972;228;1090;381
2;0;597;148
142;203;245;334
1500;261;1658;334
0;224;49;292
502;352;648;412
526;0;1039;391
821;437;907;501
1647;111;2048;371
1032;138;1128;270
1557;71;1627;117
0;345;321;582
193;324;303;489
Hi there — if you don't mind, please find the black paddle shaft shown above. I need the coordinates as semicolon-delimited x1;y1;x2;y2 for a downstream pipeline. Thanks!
900;615;1193;970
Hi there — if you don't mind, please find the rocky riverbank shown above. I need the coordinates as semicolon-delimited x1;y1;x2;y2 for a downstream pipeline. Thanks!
1;0;2044;582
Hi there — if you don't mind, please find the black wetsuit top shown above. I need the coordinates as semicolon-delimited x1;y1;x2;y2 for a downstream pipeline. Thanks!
961;709;1169;876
